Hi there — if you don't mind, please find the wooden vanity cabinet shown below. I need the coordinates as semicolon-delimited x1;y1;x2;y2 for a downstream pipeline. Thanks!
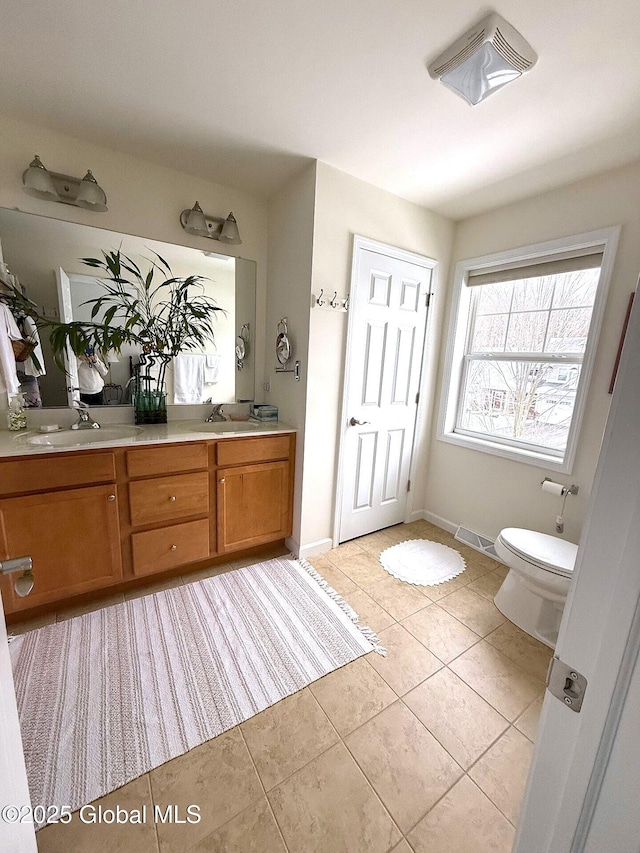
0;453;123;613
0;430;295;618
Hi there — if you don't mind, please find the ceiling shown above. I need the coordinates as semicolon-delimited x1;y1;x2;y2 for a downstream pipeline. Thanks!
3;0;640;220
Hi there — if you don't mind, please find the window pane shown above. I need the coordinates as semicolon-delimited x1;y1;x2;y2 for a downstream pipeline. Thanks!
471;313;508;352
510;277;554;311
476;282;512;314
458;359;582;452
545;307;593;353
505;311;547;352
552;269;600;309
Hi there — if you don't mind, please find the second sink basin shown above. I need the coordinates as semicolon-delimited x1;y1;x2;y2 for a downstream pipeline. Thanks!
26;426;143;447
190;420;263;434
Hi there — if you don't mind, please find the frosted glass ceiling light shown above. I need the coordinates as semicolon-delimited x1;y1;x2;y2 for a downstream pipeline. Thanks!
22;155;108;210
428;13;537;105
180;202;242;244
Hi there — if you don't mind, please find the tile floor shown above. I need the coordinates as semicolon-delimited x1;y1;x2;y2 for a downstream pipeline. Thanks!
11;520;552;853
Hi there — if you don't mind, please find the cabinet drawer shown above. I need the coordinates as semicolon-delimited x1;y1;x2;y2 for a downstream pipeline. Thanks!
0;452;116;497
129;471;209;527
127;443;208;478
131;518;210;576
216;435;291;467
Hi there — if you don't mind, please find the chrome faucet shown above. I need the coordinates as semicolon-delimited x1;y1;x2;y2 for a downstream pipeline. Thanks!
71;401;101;430
205;403;225;423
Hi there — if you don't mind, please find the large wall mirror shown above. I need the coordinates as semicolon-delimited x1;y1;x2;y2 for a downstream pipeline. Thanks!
0;209;256;408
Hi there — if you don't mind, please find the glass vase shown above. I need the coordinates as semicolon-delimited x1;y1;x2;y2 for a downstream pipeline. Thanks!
134;350;171;425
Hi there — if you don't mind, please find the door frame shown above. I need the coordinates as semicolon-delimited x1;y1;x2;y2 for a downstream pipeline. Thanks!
332;235;439;546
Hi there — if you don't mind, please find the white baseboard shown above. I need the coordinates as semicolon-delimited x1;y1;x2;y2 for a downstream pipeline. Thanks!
294;538;333;559
423;510;458;535
407;508;427;522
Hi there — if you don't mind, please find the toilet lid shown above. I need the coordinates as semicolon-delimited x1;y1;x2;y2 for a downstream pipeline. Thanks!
499;528;577;575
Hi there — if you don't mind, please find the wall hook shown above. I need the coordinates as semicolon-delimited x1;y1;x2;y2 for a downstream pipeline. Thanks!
344;293;350;311
317;289;325;307
330;291;339;308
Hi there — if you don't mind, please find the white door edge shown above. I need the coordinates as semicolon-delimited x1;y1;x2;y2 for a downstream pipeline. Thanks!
332;235;437;546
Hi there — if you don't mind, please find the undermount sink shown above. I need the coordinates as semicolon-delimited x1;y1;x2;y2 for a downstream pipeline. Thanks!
189;420;263;433
25;426;143;447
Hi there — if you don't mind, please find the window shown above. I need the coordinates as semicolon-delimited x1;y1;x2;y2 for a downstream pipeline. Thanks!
438;229;620;472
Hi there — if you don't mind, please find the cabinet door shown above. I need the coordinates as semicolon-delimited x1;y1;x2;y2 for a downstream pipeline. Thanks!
0;485;123;613
217;461;291;554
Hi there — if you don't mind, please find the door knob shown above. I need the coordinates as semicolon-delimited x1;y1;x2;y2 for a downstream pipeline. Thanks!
349;417;371;426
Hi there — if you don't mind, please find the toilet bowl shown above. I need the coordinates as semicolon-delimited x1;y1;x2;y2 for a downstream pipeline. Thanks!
494;527;578;649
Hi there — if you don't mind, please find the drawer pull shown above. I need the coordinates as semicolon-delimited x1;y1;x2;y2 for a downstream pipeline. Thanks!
219;477;226;484
170;545;177;551
108;494;116;501
169;495;177;502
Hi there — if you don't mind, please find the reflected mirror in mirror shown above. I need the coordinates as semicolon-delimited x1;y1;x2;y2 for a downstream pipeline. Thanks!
0;209;256;408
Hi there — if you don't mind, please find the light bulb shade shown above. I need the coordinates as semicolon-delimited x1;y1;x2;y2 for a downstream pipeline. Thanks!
183;201;210;236
22;155;58;201
75;170;108;211
219;212;242;245
440;43;521;105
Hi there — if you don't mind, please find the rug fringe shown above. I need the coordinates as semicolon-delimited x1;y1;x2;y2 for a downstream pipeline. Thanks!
295;556;387;656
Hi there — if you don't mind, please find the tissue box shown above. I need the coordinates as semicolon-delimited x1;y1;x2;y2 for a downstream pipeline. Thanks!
250;404;278;422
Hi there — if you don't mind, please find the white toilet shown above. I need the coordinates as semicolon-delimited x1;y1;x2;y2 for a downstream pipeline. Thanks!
494;527;578;649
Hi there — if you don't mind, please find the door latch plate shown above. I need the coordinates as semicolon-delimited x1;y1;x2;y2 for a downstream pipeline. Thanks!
547;657;587;713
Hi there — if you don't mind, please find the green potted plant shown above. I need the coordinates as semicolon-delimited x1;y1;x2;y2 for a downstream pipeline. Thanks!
19;249;223;424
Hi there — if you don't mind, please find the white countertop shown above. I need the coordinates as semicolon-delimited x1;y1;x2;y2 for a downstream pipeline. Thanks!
0;420;295;458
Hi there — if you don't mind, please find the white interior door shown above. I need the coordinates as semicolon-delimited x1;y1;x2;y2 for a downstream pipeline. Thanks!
338;237;434;542
0;596;37;852
515;288;640;852
55;268;79;407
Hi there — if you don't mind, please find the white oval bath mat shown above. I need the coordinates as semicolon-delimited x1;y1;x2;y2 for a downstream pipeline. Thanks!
379;539;466;586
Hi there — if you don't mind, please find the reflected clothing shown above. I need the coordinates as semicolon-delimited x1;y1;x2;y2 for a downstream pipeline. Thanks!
77;356;108;395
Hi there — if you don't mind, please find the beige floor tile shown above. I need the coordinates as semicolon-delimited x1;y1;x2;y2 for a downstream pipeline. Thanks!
8;612;56;634
467;569;507;601
182;562;236;584
56;593;124;621
420;573;470;601
449;641;543;721
306;558;358;597
268;741;401;853
188;797;286;853
344;588;395;633
345;701;462;832
485;621;553;682
241;688;339;790
357;530;397;553
437;587;506;637
407;775;515;853
333;551;389;588
402;604;481;663
391;841;414;853
405;668;509;769
368;623;442;695
310;657;396;736
36;774;157;853
384;523;417;543
124;577;183;601
469;726;534;824
366;575;431;621
515;695;545;742
150;727;262;853
326;540;367;562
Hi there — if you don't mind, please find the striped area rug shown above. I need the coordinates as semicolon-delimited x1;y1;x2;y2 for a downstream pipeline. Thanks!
9;556;382;829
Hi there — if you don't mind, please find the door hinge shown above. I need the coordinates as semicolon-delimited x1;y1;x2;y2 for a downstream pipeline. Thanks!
546;657;588;713
426;292;432;307
407;479;411;492
415;392;420;405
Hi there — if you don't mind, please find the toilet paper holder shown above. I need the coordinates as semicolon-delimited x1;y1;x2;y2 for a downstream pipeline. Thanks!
541;477;579;497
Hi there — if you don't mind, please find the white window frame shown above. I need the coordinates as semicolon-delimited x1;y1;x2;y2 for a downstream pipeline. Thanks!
437;227;620;474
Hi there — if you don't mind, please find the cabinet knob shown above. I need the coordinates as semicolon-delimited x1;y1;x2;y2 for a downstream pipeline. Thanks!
219;478;226;484
169;495;176;502
107;494;116;501
170;545;177;551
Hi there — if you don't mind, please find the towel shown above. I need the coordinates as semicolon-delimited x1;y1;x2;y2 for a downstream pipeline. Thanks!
204;353;221;384
18;315;46;378
0;303;22;397
173;353;206;404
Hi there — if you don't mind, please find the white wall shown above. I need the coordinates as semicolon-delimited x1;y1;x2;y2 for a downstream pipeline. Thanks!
0;115;268;409
266;163;317;548
425;160;640;544
301;162;455;550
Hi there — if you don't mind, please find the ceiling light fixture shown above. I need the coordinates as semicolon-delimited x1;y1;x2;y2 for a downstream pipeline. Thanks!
22;155;108;211
180;202;242;245
428;13;537;106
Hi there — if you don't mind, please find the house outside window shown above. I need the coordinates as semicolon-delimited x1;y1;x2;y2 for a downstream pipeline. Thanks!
438;228;620;473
